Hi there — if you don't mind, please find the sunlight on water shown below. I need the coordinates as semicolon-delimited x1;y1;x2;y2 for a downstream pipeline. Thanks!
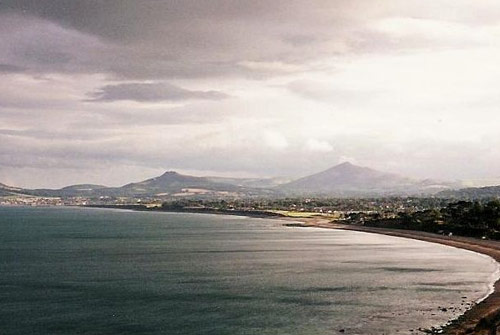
0;206;497;335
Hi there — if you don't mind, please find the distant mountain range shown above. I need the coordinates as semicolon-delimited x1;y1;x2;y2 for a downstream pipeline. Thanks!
1;162;497;199
3;171;271;198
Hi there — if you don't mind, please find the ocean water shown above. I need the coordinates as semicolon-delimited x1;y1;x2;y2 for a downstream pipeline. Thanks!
0;206;497;335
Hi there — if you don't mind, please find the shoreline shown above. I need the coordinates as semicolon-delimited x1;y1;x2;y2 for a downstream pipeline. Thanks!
83;205;500;334
286;216;500;335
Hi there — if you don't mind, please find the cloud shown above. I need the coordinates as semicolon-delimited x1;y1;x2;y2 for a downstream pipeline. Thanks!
0;127;110;141
2;1;496;82
287;79;377;105
238;61;304;74
0;1;382;80
3;1;500;82
2;1;500;187
87;82;229;102
0;63;24;73
262;131;289;150
0;13;109;75
306;139;333;152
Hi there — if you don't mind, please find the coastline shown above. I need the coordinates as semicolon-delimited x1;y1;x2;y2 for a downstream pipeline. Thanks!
286;216;500;335
84;206;500;334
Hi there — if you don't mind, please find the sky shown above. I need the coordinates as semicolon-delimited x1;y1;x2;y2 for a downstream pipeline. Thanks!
1;0;500;188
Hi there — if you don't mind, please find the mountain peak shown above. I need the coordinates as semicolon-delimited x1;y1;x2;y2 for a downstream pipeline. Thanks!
333;161;358;170
328;161;370;174
160;171;180;177
279;162;423;196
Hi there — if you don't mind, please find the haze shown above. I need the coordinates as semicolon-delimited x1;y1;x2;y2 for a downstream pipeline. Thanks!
1;0;500;188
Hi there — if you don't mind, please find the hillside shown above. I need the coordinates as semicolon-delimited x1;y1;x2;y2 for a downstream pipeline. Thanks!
111;171;247;196
22;171;272;198
278;162;453;196
0;183;28;196
1;164;459;199
206;176;290;188
437;185;500;199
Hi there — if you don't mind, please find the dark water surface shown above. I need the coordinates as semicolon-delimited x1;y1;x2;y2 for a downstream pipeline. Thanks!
0;206;497;334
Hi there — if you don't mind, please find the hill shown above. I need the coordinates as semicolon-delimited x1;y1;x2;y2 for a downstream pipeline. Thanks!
1;164;458;199
278;162;453;196
22;171;271;198
111;171;248;196
437;185;500;200
0;182;28;196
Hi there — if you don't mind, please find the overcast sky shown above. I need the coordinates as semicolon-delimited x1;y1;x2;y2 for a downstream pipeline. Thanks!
1;0;500;188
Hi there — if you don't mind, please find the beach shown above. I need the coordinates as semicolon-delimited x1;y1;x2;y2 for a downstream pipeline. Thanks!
286;216;500;334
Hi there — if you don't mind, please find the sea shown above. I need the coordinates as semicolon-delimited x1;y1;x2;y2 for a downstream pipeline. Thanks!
0;206;498;335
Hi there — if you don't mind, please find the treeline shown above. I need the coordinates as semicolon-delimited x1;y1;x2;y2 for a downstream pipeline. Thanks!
365;200;500;239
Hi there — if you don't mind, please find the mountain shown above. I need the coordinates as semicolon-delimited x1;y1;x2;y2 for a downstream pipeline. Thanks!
1;164;458;199
0;182;28;196
61;184;108;191
112;171;247;196
19;171;272;198
16;183;104;197
437;185;500;200
30;184;109;197
278;162;453;196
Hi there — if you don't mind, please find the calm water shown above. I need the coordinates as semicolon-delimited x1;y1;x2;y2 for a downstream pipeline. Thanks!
0;206;498;335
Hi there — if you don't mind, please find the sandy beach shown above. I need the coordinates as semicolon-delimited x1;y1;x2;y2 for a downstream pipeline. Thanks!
286;216;500;334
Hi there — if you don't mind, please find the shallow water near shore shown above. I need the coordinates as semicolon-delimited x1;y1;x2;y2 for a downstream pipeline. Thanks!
0;206;498;335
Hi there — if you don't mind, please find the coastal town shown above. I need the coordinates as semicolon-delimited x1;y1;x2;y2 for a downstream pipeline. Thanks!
3;192;499;240
0;193;447;217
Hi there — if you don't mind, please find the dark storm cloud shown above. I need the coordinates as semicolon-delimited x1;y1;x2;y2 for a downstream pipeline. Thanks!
0;13;110;75
0;0;369;80
87;82;229;102
0;0;495;81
